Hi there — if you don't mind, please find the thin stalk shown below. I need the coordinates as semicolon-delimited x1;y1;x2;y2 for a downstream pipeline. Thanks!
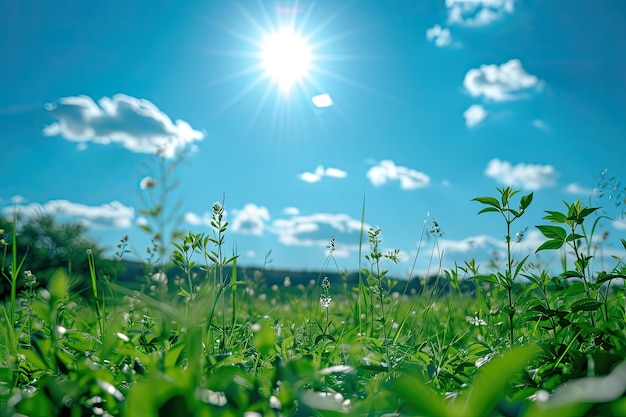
87;250;105;342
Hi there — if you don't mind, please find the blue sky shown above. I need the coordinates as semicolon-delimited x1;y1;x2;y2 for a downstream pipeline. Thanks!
2;0;625;278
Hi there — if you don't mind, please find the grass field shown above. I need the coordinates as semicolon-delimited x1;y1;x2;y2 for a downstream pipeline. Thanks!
2;186;626;417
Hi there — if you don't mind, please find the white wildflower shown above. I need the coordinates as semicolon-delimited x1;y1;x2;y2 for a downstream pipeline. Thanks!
140;176;157;190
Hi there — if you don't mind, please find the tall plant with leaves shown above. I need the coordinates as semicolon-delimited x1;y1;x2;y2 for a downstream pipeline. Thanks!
534;199;603;328
472;187;534;346
535;200;600;290
361;226;401;374
172;197;239;352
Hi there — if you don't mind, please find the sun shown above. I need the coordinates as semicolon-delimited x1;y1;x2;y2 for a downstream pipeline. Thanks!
203;2;369;126
261;29;311;93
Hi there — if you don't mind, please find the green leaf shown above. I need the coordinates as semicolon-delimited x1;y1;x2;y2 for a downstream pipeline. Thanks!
597;272;626;284
514;255;530;279
393;374;449;417
543;210;567;223
471;274;499;284
453;344;540;417
571;299;603;312
565;233;584;242
48;269;69;301
252;320;276;356
477;207;500;215
560;270;582;279
473;196;501;209
535;239;565;253
520;192;534;211
535;225;567;240
524;361;626;417
564;282;586;297
578;207;599;219
138;224;152;233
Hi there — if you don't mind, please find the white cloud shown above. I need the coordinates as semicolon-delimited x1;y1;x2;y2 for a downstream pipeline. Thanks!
532;119;550;131
426;25;452;47
367;160;430;190
613;219;626;230
43;94;204;158
464;59;541;101
183;211;213;227
439;234;496;253
283;207;300;216
439;229;544;254
271;213;367;248
299;165;348;183
3;200;134;229
325;167;348;178
463;104;488;127
312;93;333;108
447;0;515;26
485;158;557;190
564;183;600;196
231;204;270;235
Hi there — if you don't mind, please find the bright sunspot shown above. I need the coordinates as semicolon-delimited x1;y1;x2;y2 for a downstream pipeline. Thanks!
261;29;311;92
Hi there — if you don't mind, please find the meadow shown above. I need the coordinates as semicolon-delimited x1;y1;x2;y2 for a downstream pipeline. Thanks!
1;184;626;417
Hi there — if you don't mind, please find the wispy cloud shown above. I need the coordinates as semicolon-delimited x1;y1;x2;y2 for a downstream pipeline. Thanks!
532;119;550;131
564;183;600;196
231;204;271;235
447;0;515;26
464;59;542;101
299;165;348;183
426;24;453;47
463;104;488;128
3;199;134;229
367;160;430;190
438;234;499;253
485;158;557;190
43;94;204;158
613;219;626;230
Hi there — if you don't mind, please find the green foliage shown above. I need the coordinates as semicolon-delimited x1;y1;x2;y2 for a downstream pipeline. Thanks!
472;187;534;346
0;213;116;299
2;186;626;417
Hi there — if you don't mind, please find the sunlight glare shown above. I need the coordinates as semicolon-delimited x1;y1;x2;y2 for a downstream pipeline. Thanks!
261;29;311;92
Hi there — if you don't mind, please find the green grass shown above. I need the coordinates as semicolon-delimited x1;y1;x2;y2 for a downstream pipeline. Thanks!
1;186;626;417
